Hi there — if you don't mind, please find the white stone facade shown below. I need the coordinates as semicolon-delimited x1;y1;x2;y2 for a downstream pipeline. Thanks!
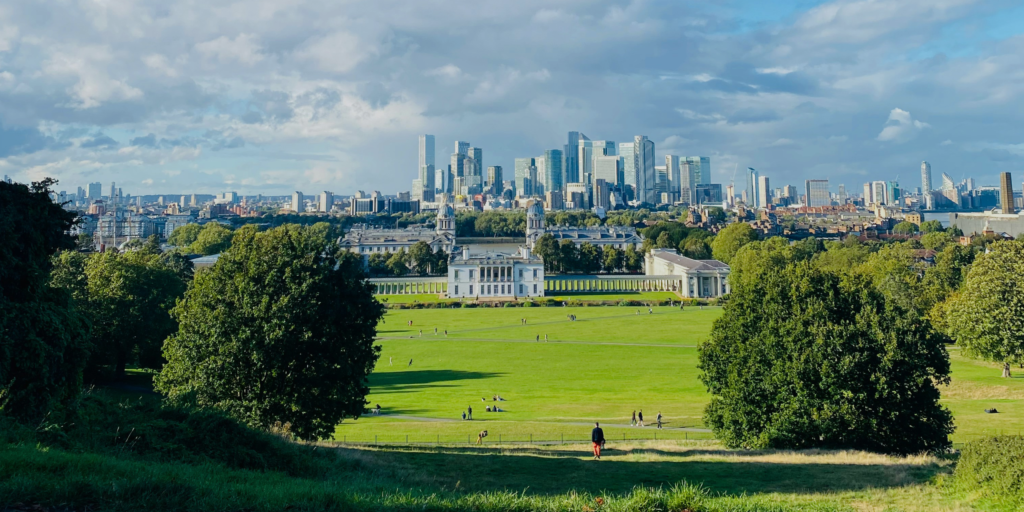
644;249;730;298
340;201;456;265
447;246;545;299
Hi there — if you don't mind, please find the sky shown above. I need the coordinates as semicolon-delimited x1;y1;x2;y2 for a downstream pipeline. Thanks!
1;0;1023;196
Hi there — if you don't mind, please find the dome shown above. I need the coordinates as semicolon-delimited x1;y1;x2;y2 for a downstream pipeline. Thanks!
438;202;454;219
527;201;544;218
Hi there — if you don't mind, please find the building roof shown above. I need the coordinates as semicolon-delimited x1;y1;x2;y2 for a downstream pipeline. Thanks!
649;249;729;272
545;226;642;242
451;248;543;264
340;227;454;246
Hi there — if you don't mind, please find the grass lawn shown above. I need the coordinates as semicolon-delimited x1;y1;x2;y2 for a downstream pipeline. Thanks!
544;291;682;302
356;307;1024;446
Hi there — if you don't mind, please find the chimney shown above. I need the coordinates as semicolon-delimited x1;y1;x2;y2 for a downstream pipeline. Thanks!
462;246;470;260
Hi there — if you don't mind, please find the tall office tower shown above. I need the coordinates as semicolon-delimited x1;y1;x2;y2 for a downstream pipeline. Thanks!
594;155;622;188
887;181;901;205
88;182;102;199
450;152;471;193
870;181;886;205
805;179;830;207
2;175;10;184
158;196;165;206
419;135;435;169
179;195;186;207
921;161;932;195
1000;172;1015;214
291;191;304;212
619;136;655;204
108;182;116;201
757;175;771;208
577;139;615;187
76;186;86;202
318;191;334;213
665;155;680;195
563;131;588;184
593;179;611;210
467;147;483;178
725;184;735;207
685;157;712;185
534;155;547;196
863;183;872;204
783;185;797;202
679;158;697;204
541;149;564;195
486;166;502;193
746;168;759;208
655;165;668;195
455;141;470;156
435;167;447;194
514;158;536;197
837;184;847;204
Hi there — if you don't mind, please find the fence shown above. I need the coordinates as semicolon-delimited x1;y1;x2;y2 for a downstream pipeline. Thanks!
330;430;717;447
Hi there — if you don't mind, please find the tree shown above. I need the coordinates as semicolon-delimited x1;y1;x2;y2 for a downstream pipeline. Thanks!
603;246;623;273
409;242;435;275
52;249;186;379
944;240;1024;376
168;223;202;247
367;252;389;276
0;179;90;421
920;220;944;233
156;224;384;441
680;237;711;260
578;242;603;274
190;223;234;255
921;230;953;251
559;241;579;273
656;232;673;249
386;248;410;276
710;223;758;263
624;245;643;273
432;247;448;275
533;234;561;273
893;221;919;235
699;259;954;454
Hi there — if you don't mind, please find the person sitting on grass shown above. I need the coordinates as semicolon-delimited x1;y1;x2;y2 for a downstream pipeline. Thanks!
591;422;605;459
486;405;491;412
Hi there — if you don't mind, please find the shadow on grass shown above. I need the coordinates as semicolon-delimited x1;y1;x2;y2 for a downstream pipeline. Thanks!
348;446;948;496
369;370;506;393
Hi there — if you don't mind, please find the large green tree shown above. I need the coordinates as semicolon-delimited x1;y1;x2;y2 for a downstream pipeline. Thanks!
156;224;385;440
0;179;90;421
944;240;1024;376
533;234;561;273
189;223;234;255
699;256;954;454
167;223;202;247
52;248;186;378
710;222;758;263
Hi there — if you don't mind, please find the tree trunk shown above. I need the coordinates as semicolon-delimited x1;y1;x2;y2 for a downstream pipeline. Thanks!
1002;362;1012;378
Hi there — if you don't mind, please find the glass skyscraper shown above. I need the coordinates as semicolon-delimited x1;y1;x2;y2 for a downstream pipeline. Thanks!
541;149;563;195
564;131;588;184
805;179;830;207
515;157;537;197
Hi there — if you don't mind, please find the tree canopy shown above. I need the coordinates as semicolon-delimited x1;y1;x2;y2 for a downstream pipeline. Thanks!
893;221;919;235
710;223;758;263
155;224;385;440
699;255;954;454
943;240;1024;373
0;179;89;421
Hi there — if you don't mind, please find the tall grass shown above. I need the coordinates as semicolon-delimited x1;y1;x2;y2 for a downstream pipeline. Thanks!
947;435;1024;509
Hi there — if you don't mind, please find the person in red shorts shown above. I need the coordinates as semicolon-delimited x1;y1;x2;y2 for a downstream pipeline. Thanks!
591;422;605;459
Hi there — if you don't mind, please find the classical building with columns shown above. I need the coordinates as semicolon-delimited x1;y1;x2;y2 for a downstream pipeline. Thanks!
340;201;456;265
644;249;730;298
447;246;545;299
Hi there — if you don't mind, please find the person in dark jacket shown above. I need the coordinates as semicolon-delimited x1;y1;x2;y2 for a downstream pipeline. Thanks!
591;422;605;459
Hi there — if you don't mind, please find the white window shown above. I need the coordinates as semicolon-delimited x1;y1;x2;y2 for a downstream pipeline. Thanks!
519;269;523;278
532;269;538;279
454;270;460;279
469;269;475;279
533;284;537;293
519;284;524;294
469;285;474;295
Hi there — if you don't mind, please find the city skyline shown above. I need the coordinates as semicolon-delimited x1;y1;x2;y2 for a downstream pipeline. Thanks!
1;1;1022;194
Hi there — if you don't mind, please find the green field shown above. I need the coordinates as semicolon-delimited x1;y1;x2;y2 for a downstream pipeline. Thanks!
343;306;1024;445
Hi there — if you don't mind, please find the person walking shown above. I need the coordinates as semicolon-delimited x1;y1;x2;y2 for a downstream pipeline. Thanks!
467;405;473;420
408;358;413;367
631;410;636;427
444;330;448;337
591;422;605;459
544;334;548;341
434;327;438;335
638;410;645;427
657;412;662;429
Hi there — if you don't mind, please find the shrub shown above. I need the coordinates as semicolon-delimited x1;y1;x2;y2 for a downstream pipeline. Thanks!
523;301;536;307
949;435;1024;506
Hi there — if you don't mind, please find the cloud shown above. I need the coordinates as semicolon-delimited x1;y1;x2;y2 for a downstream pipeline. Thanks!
877;108;930;143
293;32;369;74
195;34;264;65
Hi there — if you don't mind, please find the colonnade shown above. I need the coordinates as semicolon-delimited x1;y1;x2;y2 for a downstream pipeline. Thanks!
370;278;447;295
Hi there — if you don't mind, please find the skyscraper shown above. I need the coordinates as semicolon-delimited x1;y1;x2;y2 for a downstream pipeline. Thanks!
419;135;435;169
665;155;680;196
541;149;564;195
109;182;116;201
746;168;759;208
685;157;712;185
1000;172;1015;214
578;140;615;187
318;191;334;213
87;182;103;200
757;175;770;208
291;191;304;212
921;161;932;195
594;155;622;188
467;147;483;178
620;136;655;204
515;158;536;197
455;141;470;156
564;131;588;184
418;135;435;193
805;180;830;207
679;159;696;204
487;166;502;194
